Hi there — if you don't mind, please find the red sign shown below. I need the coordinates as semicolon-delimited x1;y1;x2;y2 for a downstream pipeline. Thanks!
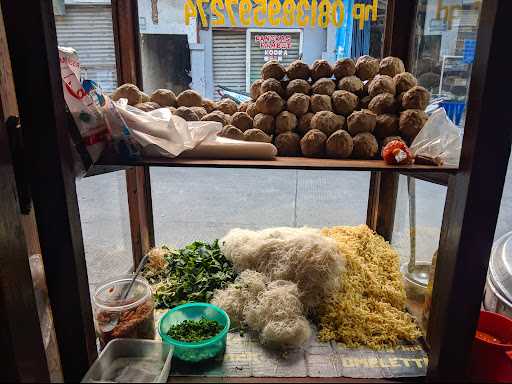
255;34;292;50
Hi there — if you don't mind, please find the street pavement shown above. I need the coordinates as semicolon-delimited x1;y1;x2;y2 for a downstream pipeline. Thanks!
77;161;512;286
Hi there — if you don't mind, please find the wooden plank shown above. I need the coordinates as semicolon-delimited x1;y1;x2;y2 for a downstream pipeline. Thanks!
427;0;512;380
1;0;97;381
0;92;49;384
0;3;41;256
401;172;449;187
97;153;457;173
382;0;417;66
112;0;155;265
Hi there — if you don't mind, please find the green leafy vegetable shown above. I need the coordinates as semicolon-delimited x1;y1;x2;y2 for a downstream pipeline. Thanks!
167;317;223;342
143;240;237;309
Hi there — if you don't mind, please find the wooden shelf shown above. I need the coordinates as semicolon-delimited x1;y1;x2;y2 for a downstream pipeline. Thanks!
97;153;458;173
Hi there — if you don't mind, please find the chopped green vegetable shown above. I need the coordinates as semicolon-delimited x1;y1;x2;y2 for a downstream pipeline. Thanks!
167;317;223;342
143;240;237;309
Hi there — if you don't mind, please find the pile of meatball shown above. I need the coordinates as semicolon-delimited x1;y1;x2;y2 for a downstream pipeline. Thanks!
111;55;430;159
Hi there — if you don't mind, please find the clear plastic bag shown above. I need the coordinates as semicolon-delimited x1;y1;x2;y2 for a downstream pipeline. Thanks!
410;108;463;167
103;98;222;159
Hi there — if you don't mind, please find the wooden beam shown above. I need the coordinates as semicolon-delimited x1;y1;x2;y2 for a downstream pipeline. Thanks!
112;0;155;265
0;91;49;384
427;0;512;380
0;2;41;256
366;0;418;241
1;0;96;381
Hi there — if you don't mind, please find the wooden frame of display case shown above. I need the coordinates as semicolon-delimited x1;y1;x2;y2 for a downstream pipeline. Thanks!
0;0;510;382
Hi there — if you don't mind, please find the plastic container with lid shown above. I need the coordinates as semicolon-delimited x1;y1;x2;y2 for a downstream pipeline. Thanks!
158;302;230;363
93;275;155;348
82;339;173;383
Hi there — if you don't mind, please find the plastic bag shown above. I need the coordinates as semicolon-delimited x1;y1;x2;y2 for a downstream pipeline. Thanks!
103;98;221;158
59;47;109;170
410;108;462;167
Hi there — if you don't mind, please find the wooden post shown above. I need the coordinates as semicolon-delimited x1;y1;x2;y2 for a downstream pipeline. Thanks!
427;0;512;380
0;96;49;384
366;0;417;241
1;0;97;380
112;0;155;266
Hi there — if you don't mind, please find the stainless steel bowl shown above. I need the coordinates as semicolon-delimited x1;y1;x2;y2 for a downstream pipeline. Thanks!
484;232;512;317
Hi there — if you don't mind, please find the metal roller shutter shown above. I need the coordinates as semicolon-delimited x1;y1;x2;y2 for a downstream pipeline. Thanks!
54;5;117;93
212;30;247;100
249;30;301;89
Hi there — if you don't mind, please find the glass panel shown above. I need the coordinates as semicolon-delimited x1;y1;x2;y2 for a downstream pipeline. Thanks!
410;0;482;127
53;1;131;286
76;171;132;285
152;168;369;247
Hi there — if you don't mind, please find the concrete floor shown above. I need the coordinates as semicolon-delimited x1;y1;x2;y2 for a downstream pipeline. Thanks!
77;161;512;286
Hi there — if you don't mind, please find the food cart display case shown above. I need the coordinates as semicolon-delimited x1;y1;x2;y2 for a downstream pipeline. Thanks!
0;0;510;382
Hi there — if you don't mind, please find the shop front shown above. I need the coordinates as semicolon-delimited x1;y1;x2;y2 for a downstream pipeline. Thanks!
0;0;511;382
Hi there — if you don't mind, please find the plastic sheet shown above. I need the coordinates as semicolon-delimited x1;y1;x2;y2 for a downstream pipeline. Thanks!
410;108;462;167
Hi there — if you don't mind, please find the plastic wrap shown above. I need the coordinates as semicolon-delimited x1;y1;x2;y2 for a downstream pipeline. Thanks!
410;108;462;167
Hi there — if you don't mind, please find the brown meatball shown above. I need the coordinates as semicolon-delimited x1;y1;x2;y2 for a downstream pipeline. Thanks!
402;86;430;110
261;60;286;80
286;79;311;97
250;79;264;100
238;100;252;112
134;101;161;112
246;102;259;118
368;93;398;115
253;113;275;135
333;58;356;80
111;83;143;106
338;76;364;95
261;78;285;98
379;57;405;77
174;106;199;121
287;93;310;116
399;109;429;140
311;78;336;96
394;72;418;94
355;55;380;81
352;132;379;159
381;136;405;149
201;111;230;126
310;59;333;81
298;112;314;136
332;90;359;116
256;91;284;116
368;75;396;98
150;89;177;107
347;109;377;136
231;112;253;132
176;89;203;107
202;99;216;113
310;94;332;113
190;106;207;119
326;130;354;159
244;128;272;143
218;125;245;141
275;111;298;135
286;60;311;80
216;99;238;115
275;132;301;156
359;95;372;110
374;114;399;139
300;129;327;157
311;111;345;137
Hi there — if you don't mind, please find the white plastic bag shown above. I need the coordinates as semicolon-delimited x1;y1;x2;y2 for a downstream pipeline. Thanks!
103;98;221;158
410;108;463;167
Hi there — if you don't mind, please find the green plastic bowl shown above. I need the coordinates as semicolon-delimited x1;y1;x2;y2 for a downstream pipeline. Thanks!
158;303;230;363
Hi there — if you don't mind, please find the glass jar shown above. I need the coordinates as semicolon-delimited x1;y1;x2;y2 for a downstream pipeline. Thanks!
93;275;155;348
